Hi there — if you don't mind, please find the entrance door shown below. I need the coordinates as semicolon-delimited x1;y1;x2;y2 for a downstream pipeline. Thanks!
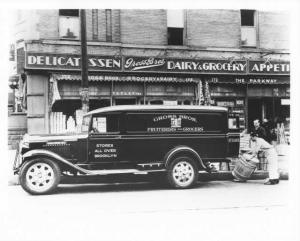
248;99;262;130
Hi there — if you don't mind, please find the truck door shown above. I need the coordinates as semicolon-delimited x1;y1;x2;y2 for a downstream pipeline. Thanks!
227;113;240;157
88;113;121;163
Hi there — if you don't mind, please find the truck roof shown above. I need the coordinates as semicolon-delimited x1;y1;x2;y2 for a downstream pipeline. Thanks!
85;105;228;116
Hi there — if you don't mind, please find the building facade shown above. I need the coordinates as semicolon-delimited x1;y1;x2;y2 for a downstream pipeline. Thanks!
9;9;290;140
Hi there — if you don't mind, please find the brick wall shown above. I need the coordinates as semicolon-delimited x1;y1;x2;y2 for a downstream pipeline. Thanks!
16;9;290;52
97;9;107;42
86;9;120;42
8;113;27;150
112;10;121;43
120;9;167;45
258;11;290;50
8;128;27;150
86;9;93;41
187;9;241;48
37;10;59;39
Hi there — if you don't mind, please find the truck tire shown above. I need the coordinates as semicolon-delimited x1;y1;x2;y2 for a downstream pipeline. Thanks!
19;158;61;195
167;156;199;189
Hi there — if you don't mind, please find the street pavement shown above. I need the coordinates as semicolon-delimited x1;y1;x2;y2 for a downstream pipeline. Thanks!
3;144;297;241
1;179;298;241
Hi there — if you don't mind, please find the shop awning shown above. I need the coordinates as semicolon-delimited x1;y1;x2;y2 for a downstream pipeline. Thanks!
52;74;198;83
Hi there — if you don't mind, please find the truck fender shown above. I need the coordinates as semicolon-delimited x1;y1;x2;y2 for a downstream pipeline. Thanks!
164;146;206;170
22;149;89;174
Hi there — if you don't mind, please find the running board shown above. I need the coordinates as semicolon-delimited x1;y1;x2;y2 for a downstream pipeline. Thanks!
77;168;166;176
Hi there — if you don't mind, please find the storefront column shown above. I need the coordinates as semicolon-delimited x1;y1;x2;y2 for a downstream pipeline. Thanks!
110;81;113;106
262;100;266;121
26;74;49;134
143;82;146;104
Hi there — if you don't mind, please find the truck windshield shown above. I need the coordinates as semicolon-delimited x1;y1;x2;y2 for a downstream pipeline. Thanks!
81;115;91;133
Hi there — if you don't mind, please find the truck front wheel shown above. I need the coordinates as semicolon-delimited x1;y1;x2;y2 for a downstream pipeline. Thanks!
19;158;61;195
167;156;199;189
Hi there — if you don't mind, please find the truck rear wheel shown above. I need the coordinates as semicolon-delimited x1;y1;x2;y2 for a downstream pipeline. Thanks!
167;156;198;188
19;158;61;195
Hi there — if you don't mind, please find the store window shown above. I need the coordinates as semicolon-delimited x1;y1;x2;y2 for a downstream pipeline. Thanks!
115;98;137;105
183;100;191;105
50;99;82;133
240;9;256;47
167;10;184;45
89;99;111;111
59;9;80;39
149;100;163;105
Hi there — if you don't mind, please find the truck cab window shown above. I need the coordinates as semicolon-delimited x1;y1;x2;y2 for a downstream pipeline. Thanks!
91;115;119;134
81;115;91;133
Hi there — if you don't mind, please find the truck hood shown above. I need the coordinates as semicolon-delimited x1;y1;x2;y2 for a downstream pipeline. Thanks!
23;133;88;143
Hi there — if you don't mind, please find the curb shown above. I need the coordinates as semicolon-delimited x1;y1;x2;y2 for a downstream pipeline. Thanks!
198;170;289;181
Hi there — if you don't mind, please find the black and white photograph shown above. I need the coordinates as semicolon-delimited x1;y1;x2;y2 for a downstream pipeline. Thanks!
1;0;300;240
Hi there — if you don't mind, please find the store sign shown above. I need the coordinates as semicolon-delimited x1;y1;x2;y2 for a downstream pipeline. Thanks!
249;60;290;75
25;52;290;76
205;76;289;84
124;57;166;71
53;74;197;83
25;53;122;71
124;56;247;74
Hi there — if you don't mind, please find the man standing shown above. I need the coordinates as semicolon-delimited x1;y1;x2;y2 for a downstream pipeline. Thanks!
249;132;279;185
253;119;267;142
262;118;278;144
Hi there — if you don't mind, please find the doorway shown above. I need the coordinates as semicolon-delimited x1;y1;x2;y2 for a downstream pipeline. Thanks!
248;98;262;130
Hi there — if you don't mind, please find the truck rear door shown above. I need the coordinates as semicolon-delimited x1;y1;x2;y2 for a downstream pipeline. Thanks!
227;114;240;157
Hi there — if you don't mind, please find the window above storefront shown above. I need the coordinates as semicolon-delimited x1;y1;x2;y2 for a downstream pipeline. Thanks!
59;9;80;40
167;10;184;46
240;9;257;47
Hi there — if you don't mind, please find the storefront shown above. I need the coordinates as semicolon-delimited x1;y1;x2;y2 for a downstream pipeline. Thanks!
24;52;290;134
205;74;290;130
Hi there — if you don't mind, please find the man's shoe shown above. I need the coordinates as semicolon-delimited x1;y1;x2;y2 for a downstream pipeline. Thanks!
264;180;275;185
232;178;247;183
272;179;280;184
264;179;279;185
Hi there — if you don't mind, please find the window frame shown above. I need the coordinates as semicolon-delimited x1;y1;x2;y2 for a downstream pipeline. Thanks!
240;9;258;48
167;27;184;46
240;9;255;27
167;9;185;46
59;9;79;17
58;9;80;40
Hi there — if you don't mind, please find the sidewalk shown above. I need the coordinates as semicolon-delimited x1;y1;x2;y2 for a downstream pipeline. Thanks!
7;144;290;185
